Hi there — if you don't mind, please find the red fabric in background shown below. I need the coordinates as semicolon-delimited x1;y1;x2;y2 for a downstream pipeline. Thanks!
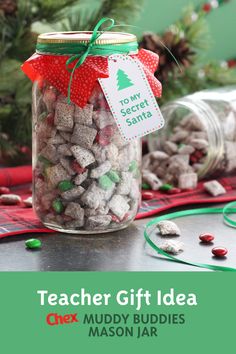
1;166;236;238
0;165;32;186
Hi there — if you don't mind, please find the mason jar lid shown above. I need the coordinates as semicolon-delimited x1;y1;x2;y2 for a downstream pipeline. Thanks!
37;31;137;45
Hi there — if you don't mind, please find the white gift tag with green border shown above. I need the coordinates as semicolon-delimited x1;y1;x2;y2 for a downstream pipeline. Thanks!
99;54;164;141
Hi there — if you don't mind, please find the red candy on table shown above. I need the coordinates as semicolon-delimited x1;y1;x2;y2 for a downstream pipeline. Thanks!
212;247;228;257
142;191;155;200
199;233;215;243
167;188;181;195
0;187;10;195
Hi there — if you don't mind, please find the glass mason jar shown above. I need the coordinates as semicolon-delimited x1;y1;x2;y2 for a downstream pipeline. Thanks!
31;32;142;234
148;86;236;180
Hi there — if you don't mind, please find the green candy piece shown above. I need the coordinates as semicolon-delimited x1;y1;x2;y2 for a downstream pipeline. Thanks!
25;238;41;249
38;155;52;167
58;180;74;192
106;170;120;183
38;112;47;121
142;182;151;190
178;143;185;149
129;160;138;172
159;183;173;191
99;175;114;190
52;198;64;214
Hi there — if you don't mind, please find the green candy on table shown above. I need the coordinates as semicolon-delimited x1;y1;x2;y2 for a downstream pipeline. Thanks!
142;182;151;190
159;184;173;192
99;175;114;190
52;198;64;213
58;180;74;192
25;238;41;249
106;170;120;183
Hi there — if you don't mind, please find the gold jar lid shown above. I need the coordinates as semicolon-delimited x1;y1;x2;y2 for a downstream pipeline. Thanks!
37;31;137;45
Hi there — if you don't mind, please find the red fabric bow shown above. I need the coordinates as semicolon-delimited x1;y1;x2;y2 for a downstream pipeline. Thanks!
21;49;162;107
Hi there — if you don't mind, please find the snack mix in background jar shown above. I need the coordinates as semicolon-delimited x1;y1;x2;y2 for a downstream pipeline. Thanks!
22;18;162;233
146;86;236;190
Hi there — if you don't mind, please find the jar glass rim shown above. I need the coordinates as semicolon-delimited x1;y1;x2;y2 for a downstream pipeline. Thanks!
37;31;137;45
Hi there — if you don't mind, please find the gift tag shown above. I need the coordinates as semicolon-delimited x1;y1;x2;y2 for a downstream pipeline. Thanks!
99;54;164;141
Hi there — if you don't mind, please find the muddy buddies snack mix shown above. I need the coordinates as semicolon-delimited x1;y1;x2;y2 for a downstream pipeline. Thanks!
22;21;164;233
145;87;236;191
32;83;141;233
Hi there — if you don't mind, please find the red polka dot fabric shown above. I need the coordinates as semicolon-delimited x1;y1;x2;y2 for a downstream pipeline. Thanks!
21;49;162;107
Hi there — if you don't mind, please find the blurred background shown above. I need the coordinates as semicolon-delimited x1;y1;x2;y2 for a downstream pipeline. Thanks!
0;0;236;165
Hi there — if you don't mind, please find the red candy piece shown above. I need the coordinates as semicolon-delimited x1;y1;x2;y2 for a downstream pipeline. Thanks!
0;187;10;195
96;133;110;146
212;247;228;257
142;191;155;200
110;214;121;223
199;233;215;243
71;161;86;174
167;188;181;195
190;155;197;164
46;112;54;126
101;125;114;137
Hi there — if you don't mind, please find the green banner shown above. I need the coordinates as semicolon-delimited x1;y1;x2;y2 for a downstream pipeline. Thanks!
0;272;235;352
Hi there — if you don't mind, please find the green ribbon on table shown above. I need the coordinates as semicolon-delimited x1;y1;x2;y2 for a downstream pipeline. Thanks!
144;202;236;272
36;17;138;104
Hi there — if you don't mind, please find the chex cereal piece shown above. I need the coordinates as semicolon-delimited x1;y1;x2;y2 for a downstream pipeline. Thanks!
116;172;132;195
46;163;71;187
159;240;184;255
190;138;209;150
47;133;65;145
163;141;178;155
178;145;195;155
61;186;85;201
203;180;226;196
170;130;189;143
43;87;57;112
91;143;107;163
178;172;197;189
81;182;105;209
59;131;71;142
23;196;32;207
108;194;130;219
64;202;84;226
150;151;169;160
142;170;162;190
40;144;58;164
58;144;72;156
157;220;181;236
0;194;21;205
60;157;75;175
55;101;74;131
74;170;88;185
90;161;111;178
74;104;93;125
70;145;95;168
71;124;97;149
86;215;112;230
93;110;113;129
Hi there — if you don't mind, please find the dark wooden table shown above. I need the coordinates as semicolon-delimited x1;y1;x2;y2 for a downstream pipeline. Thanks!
0;204;235;271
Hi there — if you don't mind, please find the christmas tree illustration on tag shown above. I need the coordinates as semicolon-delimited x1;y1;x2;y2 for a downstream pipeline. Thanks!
116;69;134;90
